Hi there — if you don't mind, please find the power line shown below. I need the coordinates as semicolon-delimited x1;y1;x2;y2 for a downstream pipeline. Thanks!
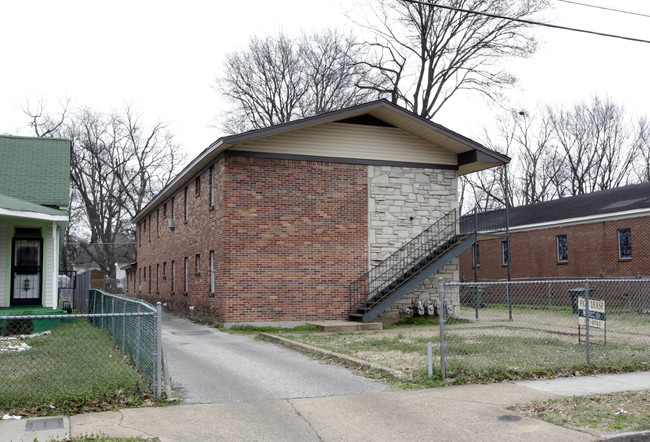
557;0;650;19
402;0;650;44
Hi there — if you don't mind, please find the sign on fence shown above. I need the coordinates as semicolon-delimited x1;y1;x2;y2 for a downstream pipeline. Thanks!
578;296;606;329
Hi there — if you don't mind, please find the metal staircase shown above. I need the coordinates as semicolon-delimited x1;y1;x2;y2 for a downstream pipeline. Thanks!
348;209;476;323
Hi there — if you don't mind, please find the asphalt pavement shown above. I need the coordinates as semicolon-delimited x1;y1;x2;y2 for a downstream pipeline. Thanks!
162;314;387;403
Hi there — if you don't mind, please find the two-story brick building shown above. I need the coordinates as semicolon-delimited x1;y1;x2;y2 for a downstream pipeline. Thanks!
0;135;70;310
127;100;508;325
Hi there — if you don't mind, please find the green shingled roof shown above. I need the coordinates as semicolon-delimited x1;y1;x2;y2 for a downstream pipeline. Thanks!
0;192;68;217
0;135;70;208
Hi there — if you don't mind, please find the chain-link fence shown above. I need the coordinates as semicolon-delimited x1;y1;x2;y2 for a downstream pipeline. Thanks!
439;278;650;379
0;291;162;408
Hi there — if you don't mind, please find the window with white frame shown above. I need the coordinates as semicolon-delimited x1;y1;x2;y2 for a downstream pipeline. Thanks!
210;250;215;295
171;260;175;292
557;235;568;262
501;241;509;266
184;257;189;292
618;228;632;259
209;166;215;208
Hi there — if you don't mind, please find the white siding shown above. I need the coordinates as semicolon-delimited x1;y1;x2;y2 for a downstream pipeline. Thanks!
0;222;7;307
43;223;56;308
232;122;458;165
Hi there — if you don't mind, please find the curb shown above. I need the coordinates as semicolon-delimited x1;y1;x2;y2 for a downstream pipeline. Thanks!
258;333;407;379
600;430;650;441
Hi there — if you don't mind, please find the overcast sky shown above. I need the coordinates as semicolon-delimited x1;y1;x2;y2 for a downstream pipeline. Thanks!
1;0;649;158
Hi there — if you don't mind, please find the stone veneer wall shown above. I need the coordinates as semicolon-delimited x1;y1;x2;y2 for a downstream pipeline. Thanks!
368;165;460;322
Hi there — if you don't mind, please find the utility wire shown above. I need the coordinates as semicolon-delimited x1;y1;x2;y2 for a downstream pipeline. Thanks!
557;0;650;19
402;0;650;44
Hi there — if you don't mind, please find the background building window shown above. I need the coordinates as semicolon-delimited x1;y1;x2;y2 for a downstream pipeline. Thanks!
557;235;568;262
210;250;215;294
618;228;632;259
195;176;201;196
209;166;215;208
501;241;509;266
473;243;480;267
184;257;189;292
184;188;189;222
195;254;201;274
171;260;175;292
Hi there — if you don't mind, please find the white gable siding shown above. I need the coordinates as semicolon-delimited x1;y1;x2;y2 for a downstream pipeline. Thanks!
231;122;458;166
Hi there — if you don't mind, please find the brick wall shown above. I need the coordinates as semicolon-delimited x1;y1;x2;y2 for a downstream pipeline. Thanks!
459;216;650;280
133;154;368;325
219;155;367;324
133;156;227;321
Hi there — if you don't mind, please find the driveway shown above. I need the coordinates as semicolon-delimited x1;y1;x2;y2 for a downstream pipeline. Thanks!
162;314;387;404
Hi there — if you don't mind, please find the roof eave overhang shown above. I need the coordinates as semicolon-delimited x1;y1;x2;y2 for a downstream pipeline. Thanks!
133;100;509;222
0;208;69;222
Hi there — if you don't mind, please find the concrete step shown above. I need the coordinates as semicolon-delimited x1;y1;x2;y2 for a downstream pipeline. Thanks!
306;320;382;332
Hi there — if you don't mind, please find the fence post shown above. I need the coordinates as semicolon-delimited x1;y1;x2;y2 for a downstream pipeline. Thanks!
111;298;115;343
136;304;141;369
156;302;163;399
122;301;127;352
438;278;446;380
638;272;643;314
585;279;591;365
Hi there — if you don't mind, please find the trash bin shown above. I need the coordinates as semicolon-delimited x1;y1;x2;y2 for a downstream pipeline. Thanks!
568;287;595;314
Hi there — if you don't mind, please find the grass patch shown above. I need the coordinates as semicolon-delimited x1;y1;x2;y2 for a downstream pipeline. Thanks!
221;324;320;335
0;319;155;416
514;390;650;435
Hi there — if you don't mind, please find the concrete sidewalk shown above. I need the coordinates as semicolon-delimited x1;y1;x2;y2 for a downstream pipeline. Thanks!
3;372;650;442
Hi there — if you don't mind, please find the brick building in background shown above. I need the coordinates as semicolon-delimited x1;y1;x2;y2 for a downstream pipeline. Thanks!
127;100;508;326
460;183;650;281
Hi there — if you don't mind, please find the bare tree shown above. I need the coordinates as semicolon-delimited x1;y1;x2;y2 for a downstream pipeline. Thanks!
26;105;183;290
216;29;379;132
548;96;640;196
353;0;548;119
463;96;645;211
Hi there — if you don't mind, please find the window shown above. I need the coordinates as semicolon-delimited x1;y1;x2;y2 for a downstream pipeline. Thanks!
195;254;201;274
210;250;215;295
557;235;568;262
501;241;509;266
156;210;160;237
156;264;160;293
148;216;151;242
184;257;189;292
138;224;142;247
209;166;215;208
163;203;167;218
144;266;147;280
473;243;480;267
618;228;632;259
148;265;152;293
163;261;167;279
195;176;201;196
171;260;176;292
138;268;141;293
171;197;175;220
184;187;189;222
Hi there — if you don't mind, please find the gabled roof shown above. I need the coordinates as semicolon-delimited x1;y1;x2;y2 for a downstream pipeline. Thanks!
465;183;650;232
134;100;509;223
0;135;71;208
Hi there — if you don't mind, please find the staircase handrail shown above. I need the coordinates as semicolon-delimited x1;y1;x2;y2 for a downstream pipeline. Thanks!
349;209;459;312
